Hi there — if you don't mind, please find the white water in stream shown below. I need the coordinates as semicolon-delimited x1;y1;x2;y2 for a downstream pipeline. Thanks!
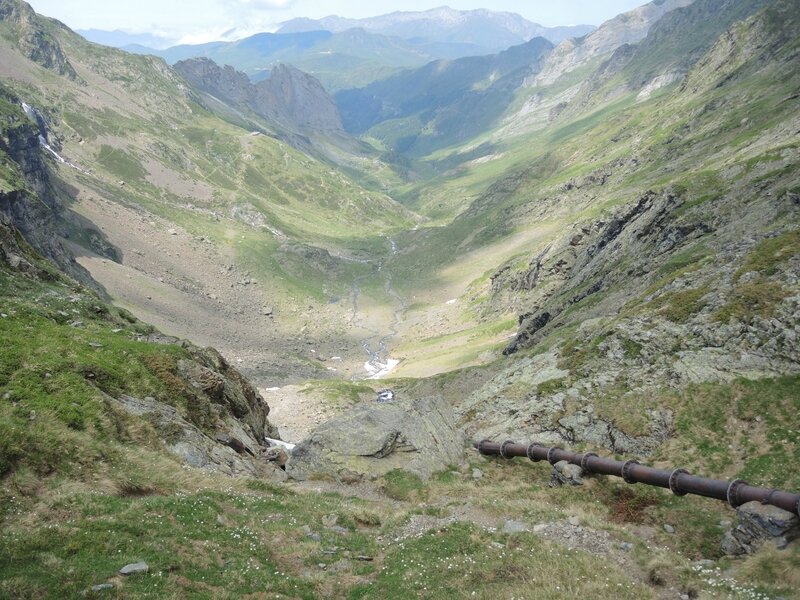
21;102;88;174
350;237;404;380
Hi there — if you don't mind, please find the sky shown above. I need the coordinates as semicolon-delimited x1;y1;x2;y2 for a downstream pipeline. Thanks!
26;0;649;45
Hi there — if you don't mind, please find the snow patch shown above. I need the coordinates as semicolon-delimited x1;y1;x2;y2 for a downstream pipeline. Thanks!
265;437;295;451
364;358;400;380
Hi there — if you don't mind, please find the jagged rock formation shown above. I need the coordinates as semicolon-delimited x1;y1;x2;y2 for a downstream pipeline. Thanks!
106;344;283;478
174;58;343;134
287;396;465;482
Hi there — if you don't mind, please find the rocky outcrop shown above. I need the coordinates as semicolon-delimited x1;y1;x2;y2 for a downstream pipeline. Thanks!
287;396;465;482
179;345;279;443
174;58;343;134
254;64;343;133
0;0;78;79
456;350;674;456
499;190;702;355
721;501;800;555
109;393;284;479
106;345;282;478
172;58;252;105
0;86;92;282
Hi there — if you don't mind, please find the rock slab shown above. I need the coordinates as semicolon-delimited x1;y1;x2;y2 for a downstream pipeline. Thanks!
287;396;464;482
119;562;149;576
550;460;584;486
721;501;800;555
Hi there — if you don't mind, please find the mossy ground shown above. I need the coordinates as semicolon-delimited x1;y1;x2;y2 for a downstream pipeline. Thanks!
1;269;796;600
4;451;798;600
2;259;796;598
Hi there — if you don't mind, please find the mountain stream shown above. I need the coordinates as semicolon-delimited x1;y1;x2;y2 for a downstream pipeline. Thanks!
349;238;405;379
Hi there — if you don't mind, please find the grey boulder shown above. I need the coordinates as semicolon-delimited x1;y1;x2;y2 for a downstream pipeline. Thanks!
287;396;464;482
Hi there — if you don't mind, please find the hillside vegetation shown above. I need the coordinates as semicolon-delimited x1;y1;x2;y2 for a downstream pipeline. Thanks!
1;0;799;598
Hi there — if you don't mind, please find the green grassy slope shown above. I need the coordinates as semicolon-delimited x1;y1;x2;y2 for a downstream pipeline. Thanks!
373;0;799;381
1;240;796;599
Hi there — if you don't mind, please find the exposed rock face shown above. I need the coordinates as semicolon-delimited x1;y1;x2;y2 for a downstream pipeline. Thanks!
287;396;465;482
457;350;674;455
255;64;343;132
721;501;800;555
0;0;77;79
108;343;283;479
0;86;92;282
174;58;343;134
172;58;252;105
532;0;695;86
465;164;800;448
0;213;43;276
179;345;279;443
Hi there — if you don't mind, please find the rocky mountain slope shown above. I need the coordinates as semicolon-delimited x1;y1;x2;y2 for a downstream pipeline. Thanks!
0;0;414;386
1;0;799;597
531;0;695;86
335;37;554;156
175;58;344;134
380;0;799;463
0;83;91;282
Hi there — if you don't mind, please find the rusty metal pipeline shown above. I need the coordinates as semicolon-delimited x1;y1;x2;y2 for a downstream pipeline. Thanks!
474;439;800;517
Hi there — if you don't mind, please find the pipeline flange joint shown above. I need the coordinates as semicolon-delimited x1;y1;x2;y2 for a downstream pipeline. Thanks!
668;468;689;496
475;439;491;454
621;459;640;484
526;442;543;462
547;446;563;465
580;452;598;472
500;440;515;459
726;479;748;509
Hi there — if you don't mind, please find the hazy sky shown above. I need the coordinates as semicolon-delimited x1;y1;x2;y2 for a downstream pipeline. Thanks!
27;0;648;44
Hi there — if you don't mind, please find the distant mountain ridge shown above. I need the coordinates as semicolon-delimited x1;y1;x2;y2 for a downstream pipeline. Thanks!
124;29;446;91
91;6;595;92
77;28;176;50
336;37;554;156
277;6;595;49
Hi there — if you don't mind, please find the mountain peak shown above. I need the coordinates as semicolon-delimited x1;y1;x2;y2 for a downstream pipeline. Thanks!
174;58;343;134
0;0;78;79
